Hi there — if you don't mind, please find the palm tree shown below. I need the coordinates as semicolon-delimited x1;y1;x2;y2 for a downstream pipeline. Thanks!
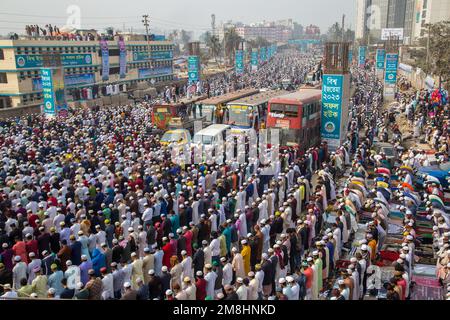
204;31;222;66
223;28;242;66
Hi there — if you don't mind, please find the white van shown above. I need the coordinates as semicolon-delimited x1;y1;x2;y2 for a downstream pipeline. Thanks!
193;124;231;146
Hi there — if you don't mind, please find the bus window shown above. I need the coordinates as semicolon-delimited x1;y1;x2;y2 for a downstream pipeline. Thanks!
285;105;298;117
270;104;298;117
269;103;284;114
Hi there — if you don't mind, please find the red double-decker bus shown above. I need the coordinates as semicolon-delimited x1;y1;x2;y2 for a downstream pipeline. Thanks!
266;88;322;152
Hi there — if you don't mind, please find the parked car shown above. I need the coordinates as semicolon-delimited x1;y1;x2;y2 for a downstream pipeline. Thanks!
160;129;191;147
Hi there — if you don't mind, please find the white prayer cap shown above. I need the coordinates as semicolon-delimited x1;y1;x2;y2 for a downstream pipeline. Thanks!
278;278;286;284
124;282;132;288
148;269;155;275
307;257;313;262
161;266;168;272
361;245;368;251
312;250;319;256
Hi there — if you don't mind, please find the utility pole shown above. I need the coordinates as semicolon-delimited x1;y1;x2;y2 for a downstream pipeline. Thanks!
142;14;152;68
426;24;431;72
341;14;345;43
211;14;216;37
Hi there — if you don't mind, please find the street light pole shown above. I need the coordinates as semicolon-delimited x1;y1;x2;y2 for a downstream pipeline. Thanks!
142;14;152;69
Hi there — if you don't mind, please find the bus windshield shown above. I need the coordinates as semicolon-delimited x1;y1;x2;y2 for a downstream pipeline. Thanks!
269;104;299;118
195;105;215;122
193;134;214;145
155;107;170;114
228;105;251;127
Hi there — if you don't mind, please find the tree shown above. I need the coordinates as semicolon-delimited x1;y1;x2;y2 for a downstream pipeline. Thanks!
223;28;242;65
326;22;342;42
426;21;450;88
105;27;114;36
246;37;270;51
180;30;192;54
203;31;222;66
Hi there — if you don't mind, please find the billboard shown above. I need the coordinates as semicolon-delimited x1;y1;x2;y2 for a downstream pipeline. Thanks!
358;46;367;68
384;53;399;85
188;56;200;83
118;38;127;79
41;68;67;118
376;49;386;70
41;69;56;116
381;28;404;40
251;49;258;72
321;74;344;148
100;39;110;81
235;50;244;75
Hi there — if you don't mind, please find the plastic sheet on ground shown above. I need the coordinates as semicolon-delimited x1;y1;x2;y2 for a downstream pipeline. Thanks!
387;223;404;235
413;264;437;277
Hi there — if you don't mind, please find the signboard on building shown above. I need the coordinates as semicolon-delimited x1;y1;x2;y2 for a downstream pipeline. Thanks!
33;73;95;91
100;39;110;81
384;53;399;85
358;46;367;68
376;49;386;70
235;50;244;75
15;54;92;69
188;56;200;83
138;66;172;79
321;74;344;149
251;50;258;73
381;28;404;40
133;51;173;61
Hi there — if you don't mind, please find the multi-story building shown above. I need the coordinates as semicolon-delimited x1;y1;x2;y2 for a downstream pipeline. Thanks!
235;24;293;43
356;0;450;43
355;0;369;40
0;37;174;108
413;0;450;38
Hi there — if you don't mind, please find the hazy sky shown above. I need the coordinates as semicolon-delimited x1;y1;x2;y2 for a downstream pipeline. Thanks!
1;0;356;37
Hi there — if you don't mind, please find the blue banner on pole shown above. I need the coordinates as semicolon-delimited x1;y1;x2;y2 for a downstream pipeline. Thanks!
260;47;266;63
348;50;353;64
41;68;56;116
118;38;127;79
376;49;386;70
358;46;367;68
188;56;200;83
100;39;110;81
251;50;258;72
321;74;343;144
235;50;244;75
384;53;399;84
